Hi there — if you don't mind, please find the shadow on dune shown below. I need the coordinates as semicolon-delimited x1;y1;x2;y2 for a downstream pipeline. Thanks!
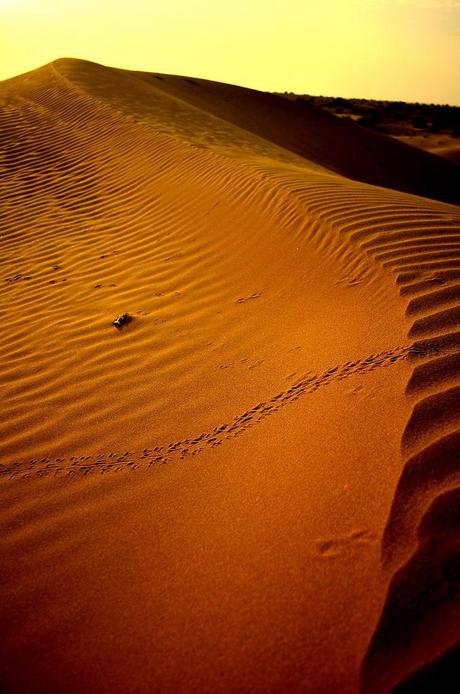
6;57;458;207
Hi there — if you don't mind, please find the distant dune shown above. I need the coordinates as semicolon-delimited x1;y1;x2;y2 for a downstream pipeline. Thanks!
281;93;460;168
1;59;459;693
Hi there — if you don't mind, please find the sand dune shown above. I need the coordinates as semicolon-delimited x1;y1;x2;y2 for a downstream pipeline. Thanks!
397;133;460;167
1;59;459;692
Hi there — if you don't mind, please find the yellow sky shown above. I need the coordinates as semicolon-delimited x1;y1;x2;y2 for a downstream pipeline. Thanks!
1;0;459;104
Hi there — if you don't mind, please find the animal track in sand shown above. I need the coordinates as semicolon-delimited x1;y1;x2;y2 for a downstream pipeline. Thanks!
0;343;441;481
316;529;378;557
99;250;120;259
334;276;365;288
4;273;33;283
235;292;262;304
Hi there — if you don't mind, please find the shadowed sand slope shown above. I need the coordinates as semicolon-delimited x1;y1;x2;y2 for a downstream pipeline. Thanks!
54;58;460;205
0;59;459;693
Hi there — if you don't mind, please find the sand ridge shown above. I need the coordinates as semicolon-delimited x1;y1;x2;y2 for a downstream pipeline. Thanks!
1;59;459;692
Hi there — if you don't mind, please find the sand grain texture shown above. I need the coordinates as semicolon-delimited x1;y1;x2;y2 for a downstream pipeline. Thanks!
1;59;459;693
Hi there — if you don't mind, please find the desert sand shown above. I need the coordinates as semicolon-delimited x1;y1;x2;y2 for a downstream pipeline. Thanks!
1;59;459;693
396;133;460;166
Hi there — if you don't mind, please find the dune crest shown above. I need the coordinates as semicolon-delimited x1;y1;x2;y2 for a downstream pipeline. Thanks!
1;59;459;693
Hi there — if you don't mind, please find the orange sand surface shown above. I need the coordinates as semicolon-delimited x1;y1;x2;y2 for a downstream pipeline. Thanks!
1;59;459;693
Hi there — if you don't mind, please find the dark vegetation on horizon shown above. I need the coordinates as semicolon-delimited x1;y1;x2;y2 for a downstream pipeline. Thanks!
277;93;460;139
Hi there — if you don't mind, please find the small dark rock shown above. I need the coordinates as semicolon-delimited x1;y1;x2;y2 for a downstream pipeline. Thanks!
112;313;132;329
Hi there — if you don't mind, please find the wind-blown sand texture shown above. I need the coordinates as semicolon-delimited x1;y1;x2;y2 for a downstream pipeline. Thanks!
1;59;459;693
